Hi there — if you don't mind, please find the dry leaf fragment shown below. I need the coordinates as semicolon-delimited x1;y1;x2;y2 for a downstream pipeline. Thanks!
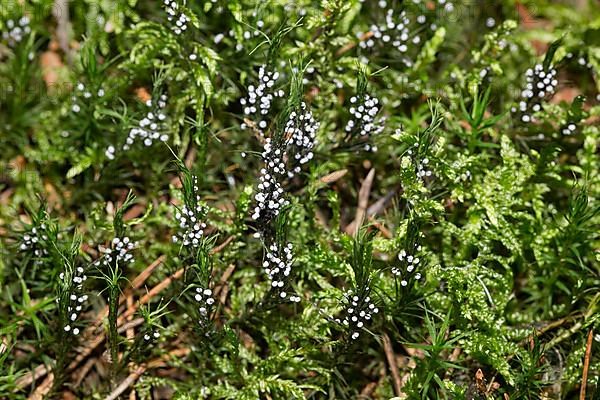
135;87;152;103
320;169;348;184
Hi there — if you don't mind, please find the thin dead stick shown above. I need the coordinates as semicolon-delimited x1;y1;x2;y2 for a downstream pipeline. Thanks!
357;169;376;220
125;296;135;340
382;333;403;397
118;318;145;335
105;365;146;400
212;264;237;324
346;169;375;236
15;364;49;389
121;255;167;324
210;235;234;256
336;31;374;57
67;335;104;372
82;239;232;367
351;187;398;238
147;348;190;368
366;188;398;216
184;146;197;169
533;314;582;338
123;203;146;221
444;347;462;380
213;264;236;298
371;220;392;239
580;329;594;400
27;373;53;400
105;348;191;400
73;357;96;386
129;255;168;291
547;295;599;351
547;319;587;349
360;381;377;397
219;285;229;306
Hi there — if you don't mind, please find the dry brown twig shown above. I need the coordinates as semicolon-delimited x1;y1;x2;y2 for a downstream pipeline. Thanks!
211;235;235;256
27;373;53;400
346;168;375;236
370;220;393;239
580;329;594;400
15;364;49;389
109;238;230;331
213;263;236;299
359;381;377;398
125;296;135;340
104;365;146;400
72;357;96;386
382;333;403;397
105;348;191;400
336;31;374;57
118;318;145;335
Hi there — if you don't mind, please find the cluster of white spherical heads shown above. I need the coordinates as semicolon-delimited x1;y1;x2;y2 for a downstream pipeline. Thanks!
127;95;169;149
211;19;266;51
361;9;421;60
251;99;318;222
263;243;301;302
164;0;190;35
172;204;207;247
106;95;169;160
346;94;384;152
60;267;89;336
241;66;285;136
356;0;449;66
512;64;558;123
172;178;207;249
336;291;379;340
405;142;432;182
20;224;48;258
392;248;423;287
562;123;577;136
284;102;319;177
71;82;106;114
251;138;289;223
2;16;30;47
94;237;135;268
416;158;432;180
242;66;320;303
143;330;161;342
194;287;216;326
